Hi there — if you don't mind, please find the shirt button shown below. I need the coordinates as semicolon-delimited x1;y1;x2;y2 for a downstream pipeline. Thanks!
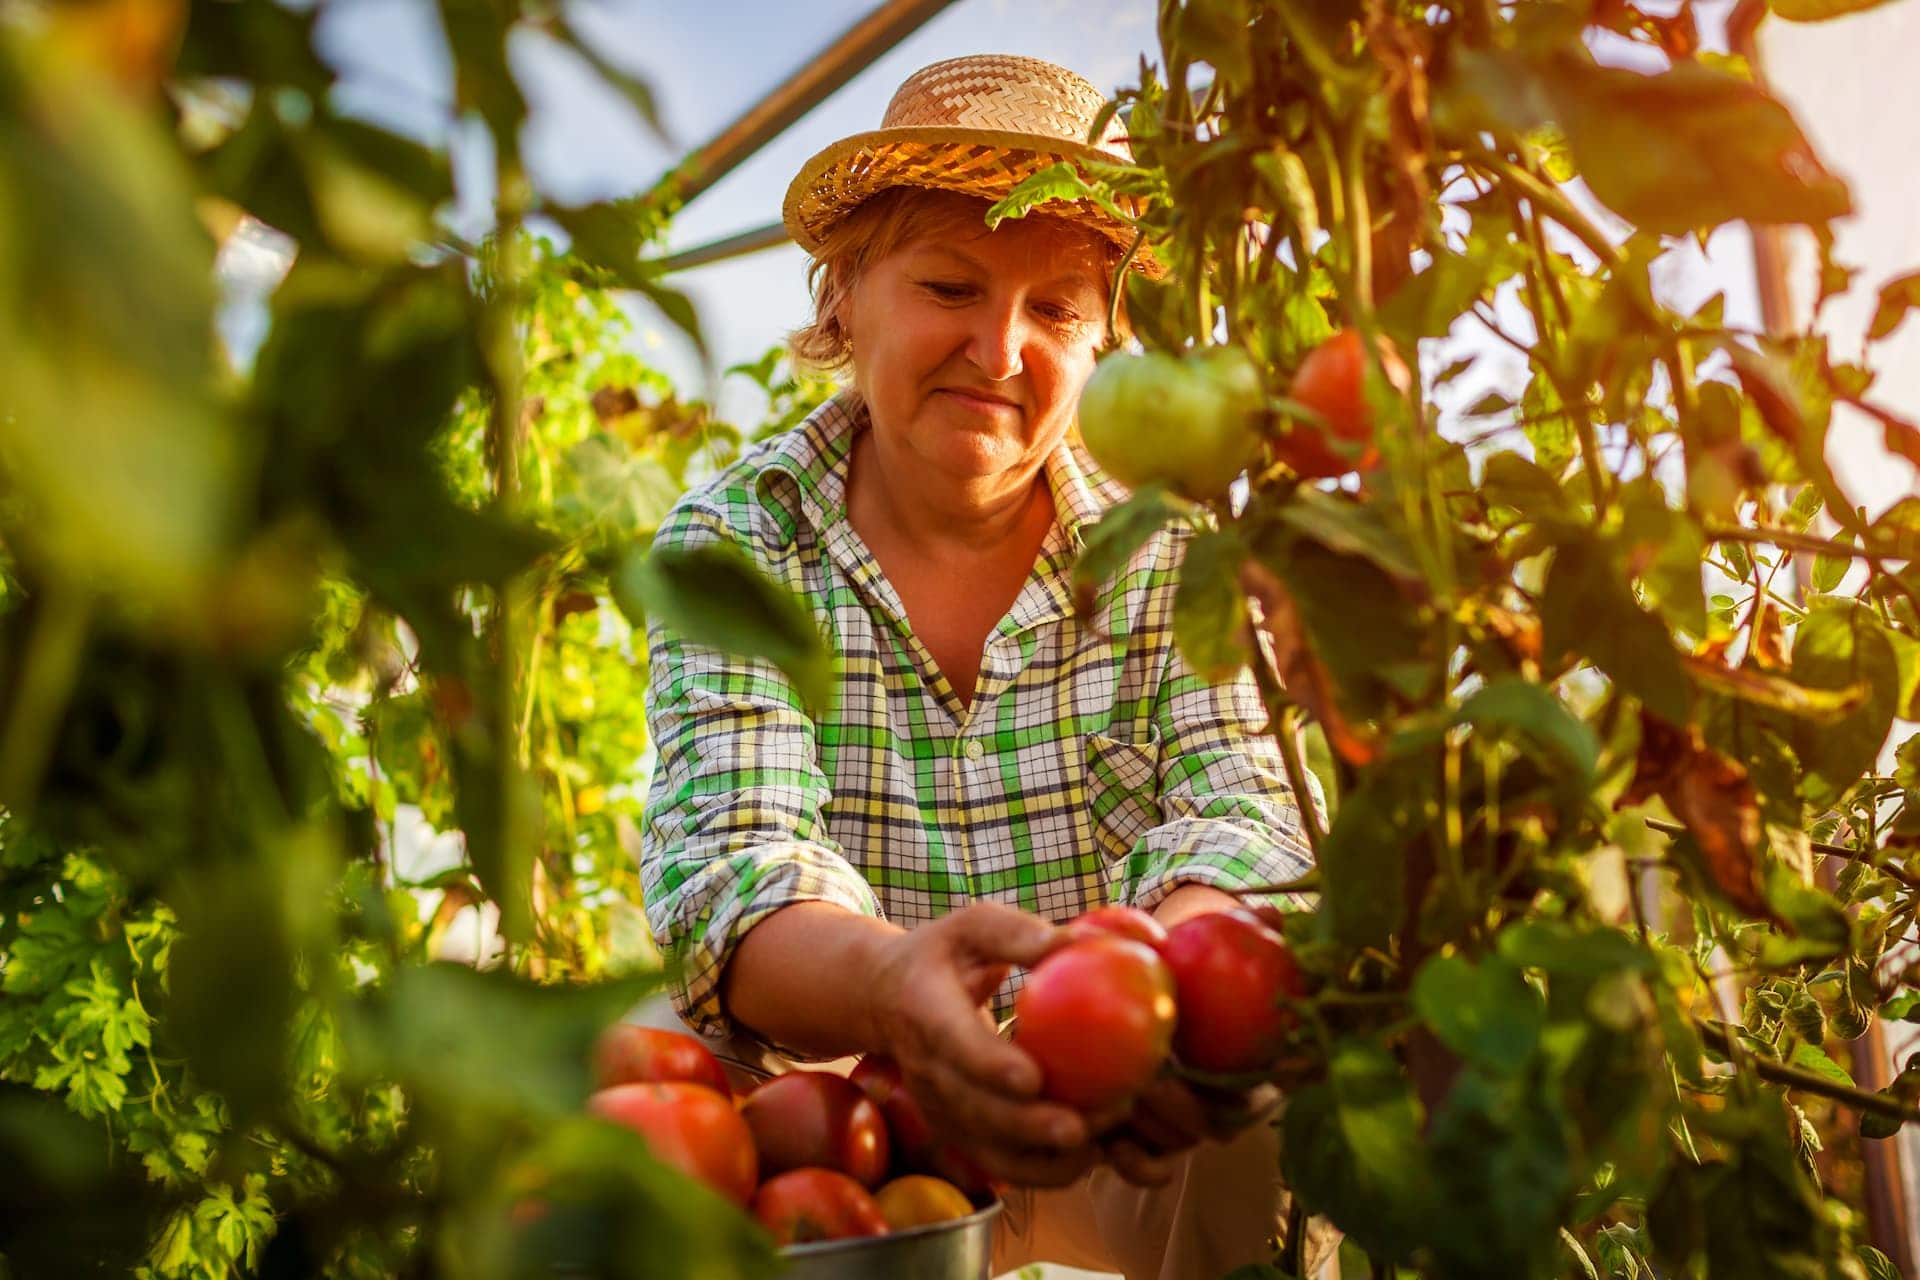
964;740;985;761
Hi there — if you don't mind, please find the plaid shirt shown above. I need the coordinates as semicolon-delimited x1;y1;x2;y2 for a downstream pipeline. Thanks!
640;392;1317;1042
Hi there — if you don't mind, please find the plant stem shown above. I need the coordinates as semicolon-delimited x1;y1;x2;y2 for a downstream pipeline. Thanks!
1696;1019;1920;1124
1644;816;1920;893
1703;522;1872;561
1108;229;1145;347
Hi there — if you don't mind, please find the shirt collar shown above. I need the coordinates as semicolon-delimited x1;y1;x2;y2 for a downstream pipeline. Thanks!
751;389;1126;550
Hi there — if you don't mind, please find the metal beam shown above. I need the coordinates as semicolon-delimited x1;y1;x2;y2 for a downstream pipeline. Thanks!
660;0;959;207
652;221;791;274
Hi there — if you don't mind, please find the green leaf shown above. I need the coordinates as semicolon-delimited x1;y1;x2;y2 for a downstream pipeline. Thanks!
1174;529;1252;683
1787;1042;1853;1088
1251;147;1319;243
1868;495;1920;561
1522;371;1576;474
1072;483;1190;607
1549;58;1851;234
1455;677;1600;783
1858;1246;1902;1280
343;964;658;1122
1497;920;1654;978
1812;528;1854;593
614;540;834;715
1542;537;1692;724
1280;1041;1435;1262
1868;271;1920;341
1276;489;1423;583
1317;752;1430;949
1789;604;1900;808
1770;0;1900;20
1379;245;1521;341
1481;451;1572;520
984;161;1136;231
1412;954;1545;1074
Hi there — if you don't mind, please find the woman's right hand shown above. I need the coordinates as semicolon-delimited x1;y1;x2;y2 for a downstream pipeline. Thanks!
864;902;1099;1188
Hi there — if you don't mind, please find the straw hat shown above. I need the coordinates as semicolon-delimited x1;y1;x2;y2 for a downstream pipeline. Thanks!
782;54;1161;275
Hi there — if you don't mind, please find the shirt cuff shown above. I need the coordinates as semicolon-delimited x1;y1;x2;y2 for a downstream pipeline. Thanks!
1112;816;1315;917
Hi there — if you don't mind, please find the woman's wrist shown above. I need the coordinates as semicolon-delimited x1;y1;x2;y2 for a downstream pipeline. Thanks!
722;902;906;1058
1150;883;1242;929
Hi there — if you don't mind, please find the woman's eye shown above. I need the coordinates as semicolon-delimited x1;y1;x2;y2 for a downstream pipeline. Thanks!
922;282;972;301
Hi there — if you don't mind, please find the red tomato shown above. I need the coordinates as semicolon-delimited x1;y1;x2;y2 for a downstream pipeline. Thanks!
592;1024;731;1097
751;1168;890;1245
1061;905;1169;950
1159;910;1309;1074
588;1082;757;1205
1276;329;1408;479
740;1071;890;1188
1013;936;1176;1112
849;1054;935;1170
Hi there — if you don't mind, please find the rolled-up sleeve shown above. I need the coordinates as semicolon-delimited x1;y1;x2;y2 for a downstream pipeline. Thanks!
639;519;879;1040
1109;641;1320;914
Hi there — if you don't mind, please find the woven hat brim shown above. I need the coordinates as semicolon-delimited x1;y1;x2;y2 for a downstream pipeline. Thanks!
782;126;1164;278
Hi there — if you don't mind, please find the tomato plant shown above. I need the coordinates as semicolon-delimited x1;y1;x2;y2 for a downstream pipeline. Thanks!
989;0;1920;1274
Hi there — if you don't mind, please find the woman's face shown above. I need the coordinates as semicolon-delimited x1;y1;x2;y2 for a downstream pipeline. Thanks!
840;204;1110;489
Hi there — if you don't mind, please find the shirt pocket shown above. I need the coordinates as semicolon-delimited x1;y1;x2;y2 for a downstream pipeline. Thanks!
1082;729;1163;861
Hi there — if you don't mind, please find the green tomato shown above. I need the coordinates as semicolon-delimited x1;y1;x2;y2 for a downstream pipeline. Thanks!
1076;347;1266;500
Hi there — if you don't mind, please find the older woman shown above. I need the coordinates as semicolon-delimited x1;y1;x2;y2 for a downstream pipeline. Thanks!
640;55;1319;1279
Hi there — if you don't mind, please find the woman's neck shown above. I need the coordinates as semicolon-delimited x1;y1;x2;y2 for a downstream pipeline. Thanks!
845;427;1055;561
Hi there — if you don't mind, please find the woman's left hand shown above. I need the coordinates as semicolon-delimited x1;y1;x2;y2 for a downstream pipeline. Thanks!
1099;1073;1282;1186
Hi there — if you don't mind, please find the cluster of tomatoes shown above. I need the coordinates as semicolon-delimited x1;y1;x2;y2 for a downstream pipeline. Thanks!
588;1027;988;1247
1078;328;1409;500
584;902;1306;1246
1013;903;1309;1112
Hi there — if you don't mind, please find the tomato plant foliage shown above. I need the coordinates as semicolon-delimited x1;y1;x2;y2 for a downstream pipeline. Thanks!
0;1;829;1275
1006;1;1920;1276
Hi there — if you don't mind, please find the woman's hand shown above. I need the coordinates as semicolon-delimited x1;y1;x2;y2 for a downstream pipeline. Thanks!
866;901;1100;1188
1099;1072;1283;1186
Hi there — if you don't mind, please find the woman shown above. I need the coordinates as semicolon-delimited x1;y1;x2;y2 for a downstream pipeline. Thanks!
640;54;1320;1279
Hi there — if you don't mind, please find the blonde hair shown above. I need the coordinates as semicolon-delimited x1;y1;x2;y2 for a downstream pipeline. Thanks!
787;186;1130;376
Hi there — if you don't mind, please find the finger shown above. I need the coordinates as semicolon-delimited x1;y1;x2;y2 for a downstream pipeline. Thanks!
1131;1077;1212;1149
1103;1135;1176;1188
1198;1082;1284;1140
946;901;1060;969
918;1055;1091;1153
973;1138;1102;1189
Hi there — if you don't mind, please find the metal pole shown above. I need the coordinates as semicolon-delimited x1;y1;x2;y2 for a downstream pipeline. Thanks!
658;0;959;207
651;221;791;275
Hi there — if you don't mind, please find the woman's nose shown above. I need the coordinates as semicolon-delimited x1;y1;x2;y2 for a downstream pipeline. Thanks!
966;304;1026;381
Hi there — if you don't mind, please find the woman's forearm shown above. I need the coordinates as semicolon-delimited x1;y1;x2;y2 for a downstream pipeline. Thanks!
719;901;907;1058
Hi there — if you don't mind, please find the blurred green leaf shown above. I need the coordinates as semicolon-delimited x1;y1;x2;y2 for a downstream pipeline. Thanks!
615;541;833;715
1280;1041;1435;1262
1174;529;1252;683
1413;953;1545;1074
1455;677;1599;783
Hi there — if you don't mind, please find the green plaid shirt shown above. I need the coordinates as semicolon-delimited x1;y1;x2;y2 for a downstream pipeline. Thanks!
641;392;1316;1041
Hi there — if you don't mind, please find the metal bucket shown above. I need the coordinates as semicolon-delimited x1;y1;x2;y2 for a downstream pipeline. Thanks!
777;1198;1003;1280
